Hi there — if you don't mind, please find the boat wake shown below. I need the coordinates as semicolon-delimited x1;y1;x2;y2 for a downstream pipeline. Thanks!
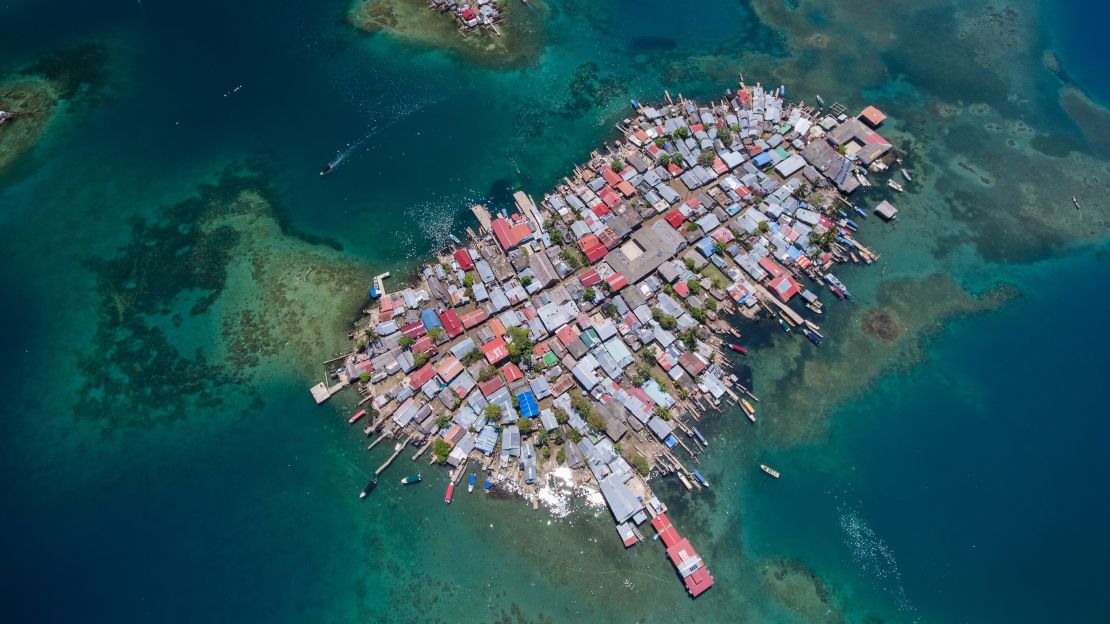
838;506;918;619
321;96;439;176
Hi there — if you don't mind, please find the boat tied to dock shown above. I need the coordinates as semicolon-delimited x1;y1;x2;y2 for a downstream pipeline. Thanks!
401;473;422;485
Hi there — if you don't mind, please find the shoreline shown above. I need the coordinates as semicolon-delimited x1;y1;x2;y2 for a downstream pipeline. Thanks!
314;78;905;598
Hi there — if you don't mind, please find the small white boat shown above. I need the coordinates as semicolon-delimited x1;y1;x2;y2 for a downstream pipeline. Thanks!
887;179;904;192
760;464;781;479
901;169;912;181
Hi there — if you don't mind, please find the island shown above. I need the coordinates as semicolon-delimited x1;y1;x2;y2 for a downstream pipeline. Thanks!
312;79;902;598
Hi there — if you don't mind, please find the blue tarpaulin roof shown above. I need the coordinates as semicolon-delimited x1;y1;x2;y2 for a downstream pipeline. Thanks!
420;308;443;330
517;392;539;418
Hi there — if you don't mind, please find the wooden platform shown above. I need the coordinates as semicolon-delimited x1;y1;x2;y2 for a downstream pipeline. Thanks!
310;376;350;405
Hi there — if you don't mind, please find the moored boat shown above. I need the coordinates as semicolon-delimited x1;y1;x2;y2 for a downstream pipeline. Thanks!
1073;195;1081;210
815;94;825;108
741;399;756;422
887;179;904;192
854;206;868;219
468;473;476;493
760;464;781;479
348;409;367;424
483;478;492;493
802;328;822;347
901;169;912;181
359;478;378;498
692;427;708;446
692;471;710;487
778;318;791;332
401;473;422;485
728;343;747;354
445;482;454;504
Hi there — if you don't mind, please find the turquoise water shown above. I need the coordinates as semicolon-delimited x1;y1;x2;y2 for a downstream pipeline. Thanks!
2;0;1110;621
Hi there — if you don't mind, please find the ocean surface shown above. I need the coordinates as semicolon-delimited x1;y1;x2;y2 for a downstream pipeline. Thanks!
2;0;1109;622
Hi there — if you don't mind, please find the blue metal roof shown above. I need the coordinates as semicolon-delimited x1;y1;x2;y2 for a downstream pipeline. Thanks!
420;308;443;330
517;391;539;418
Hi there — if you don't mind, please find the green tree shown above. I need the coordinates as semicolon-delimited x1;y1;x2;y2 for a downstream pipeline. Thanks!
583;286;597;303
432;438;451;462
713;240;727;255
705;299;718;312
658;153;671;167
521;275;533;287
484;404;503;420
553;407;570;425
506;326;534;362
413;352;429;368
399;335;416;349
535;428;549;446
611;160;625;172
587;411;607;433
679;328;698;350
698;150;715;166
690;307;707;323
683;257;696;270
685;222;699;233
654;137;666;147
567;428;583;443
463;272;475;287
477;366;497;382
462;348;483;366
674;126;690;139
653;406;671;421
435;414;451;429
542;446;551;460
756;220;770;235
428;327;445;341
556;448;566;464
717;126;732;144
570;393;593;419
686;278;702;295
632;453;650;476
549;228;564;245
560;248;582;269
516;417;533;434
359;371;371;383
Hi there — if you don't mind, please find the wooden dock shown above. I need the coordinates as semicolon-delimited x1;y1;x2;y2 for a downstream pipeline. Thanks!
469;204;493;233
309;374;349;405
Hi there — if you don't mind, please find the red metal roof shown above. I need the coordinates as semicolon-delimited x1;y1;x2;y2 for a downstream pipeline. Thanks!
605;272;628;291
859;105;886;127
453;248;474;270
478;375;504;397
439;309;463;337
664;210;685;229
481;336;509;364
509;222;533;246
491;217;515;251
667;163;683;176
757;256;786;278
769;274;800;302
616;180;636;197
444;424;465;446
409;363;438;390
578;234;607;263
555;324;579;347
590;203;612;218
412;335;435;354
597;227;620;249
600;166;622;186
579;269;601;288
689;123;704;133
598;186;621;208
500;362;523;383
460;308;487;329
674;281;690;298
400;321;427;339
435;355;463;382
550;374;574;396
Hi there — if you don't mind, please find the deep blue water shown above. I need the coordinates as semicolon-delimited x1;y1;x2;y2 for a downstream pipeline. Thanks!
1049;0;1110;105
2;0;1110;622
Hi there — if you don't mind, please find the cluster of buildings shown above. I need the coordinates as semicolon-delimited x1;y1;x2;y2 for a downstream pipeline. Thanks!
427;0;503;33
325;82;899;598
